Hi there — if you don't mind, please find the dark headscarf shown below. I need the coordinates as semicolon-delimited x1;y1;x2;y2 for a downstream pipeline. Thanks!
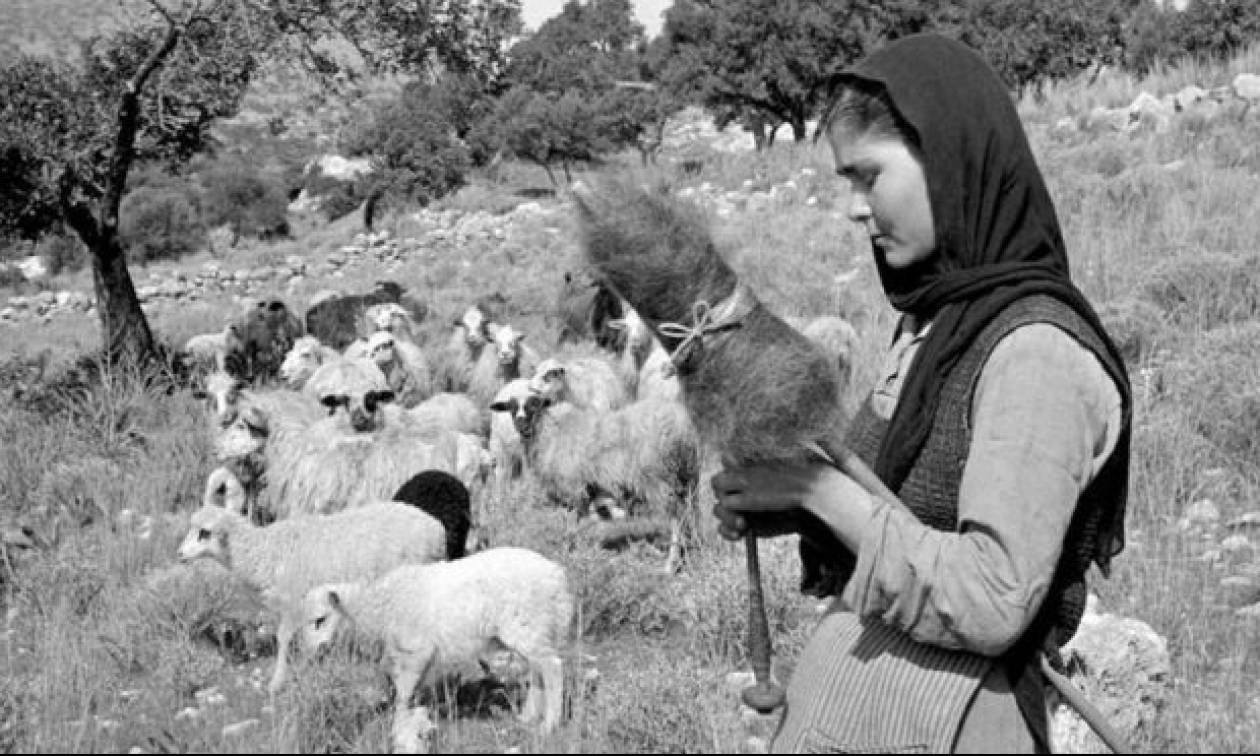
835;34;1131;575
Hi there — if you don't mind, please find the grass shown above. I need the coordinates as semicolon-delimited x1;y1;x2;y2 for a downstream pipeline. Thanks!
4;46;1260;753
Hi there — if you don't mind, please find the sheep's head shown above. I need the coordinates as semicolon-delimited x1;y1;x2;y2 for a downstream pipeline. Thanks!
454;306;490;348
365;331;397;370
528;359;566;403
490;323;526;366
177;506;236;564
195;371;248;427
280;336;329;389
203;466;247;514
321;389;396;433
216;405;269;460
503;393;552;441
365;303;413;337
299;585;351;655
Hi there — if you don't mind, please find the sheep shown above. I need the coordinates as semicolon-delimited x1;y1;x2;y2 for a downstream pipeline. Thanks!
487;379;535;501
204;465;248;516
431;305;495;393
182;325;236;375
217;389;462;520
278;336;342;391
608;306;681;401
513;394;700;573
637;344;682;403
363;302;421;345
529;355;630;412
392;471;471;560
196;370;324;430
365;330;435;407
177;494;450;694
305;281;413;351
223;298;305;383
298;547;573;748
403;392;486;439
300;356;389;409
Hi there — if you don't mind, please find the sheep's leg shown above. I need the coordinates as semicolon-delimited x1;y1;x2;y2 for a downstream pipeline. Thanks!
267;618;295;695
662;516;683;575
536;653;565;734
500;634;564;732
390;650;436;753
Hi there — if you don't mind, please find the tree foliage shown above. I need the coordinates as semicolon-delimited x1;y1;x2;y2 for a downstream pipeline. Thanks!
1125;0;1260;74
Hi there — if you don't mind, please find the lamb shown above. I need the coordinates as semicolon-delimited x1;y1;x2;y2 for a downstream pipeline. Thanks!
177;495;450;694
513;394;700;573
279;336;341;391
392;471;472;560
298;547;573;749
182;325;237;375
365;330;434;407
609;306;680;401
487;379;535;501
529;355;629;412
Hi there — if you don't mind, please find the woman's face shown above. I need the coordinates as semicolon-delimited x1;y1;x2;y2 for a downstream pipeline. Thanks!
826;123;936;270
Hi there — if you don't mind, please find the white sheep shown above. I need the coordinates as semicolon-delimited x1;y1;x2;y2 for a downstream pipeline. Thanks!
432;305;494;393
636;344;682;403
177;495;449;694
402;392;486;439
529;355;629;412
301;356;389;408
363;302;420;344
465;322;541;409
608;307;681;402
279;336;341;391
298;547;573;748
183;325;237;375
366;330;434;407
514;395;700;573
203;465;248;516
487;379;534;501
196;370;324;430
216;397;462;520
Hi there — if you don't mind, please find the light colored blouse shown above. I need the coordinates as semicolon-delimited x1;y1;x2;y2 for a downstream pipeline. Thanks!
839;316;1125;657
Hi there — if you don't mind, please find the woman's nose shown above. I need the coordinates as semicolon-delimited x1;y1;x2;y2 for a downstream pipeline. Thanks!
847;191;872;225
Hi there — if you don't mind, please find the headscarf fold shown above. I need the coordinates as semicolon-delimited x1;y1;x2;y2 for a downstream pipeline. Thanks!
833;34;1131;574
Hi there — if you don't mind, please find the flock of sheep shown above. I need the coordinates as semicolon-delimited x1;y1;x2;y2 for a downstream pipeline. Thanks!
172;274;857;752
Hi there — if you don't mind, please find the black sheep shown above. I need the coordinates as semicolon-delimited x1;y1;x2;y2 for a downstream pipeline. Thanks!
391;470;471;560
304;281;421;351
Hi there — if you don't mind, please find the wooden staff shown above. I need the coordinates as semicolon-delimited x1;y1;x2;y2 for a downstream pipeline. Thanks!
741;533;786;714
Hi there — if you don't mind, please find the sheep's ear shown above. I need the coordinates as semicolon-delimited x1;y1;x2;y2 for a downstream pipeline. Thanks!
606;318;625;331
327;590;342;611
489;400;512;413
450;316;463;327
321;394;347;412
364;389;395;412
190;388;208;400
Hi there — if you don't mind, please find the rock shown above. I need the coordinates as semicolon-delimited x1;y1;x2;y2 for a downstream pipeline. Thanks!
1233;73;1260;103
16;255;48;281
308;154;373;182
1183;499;1221;529
1220;534;1253;558
1173;85;1208;111
1127;91;1173;133
1226;511;1260;531
1051;596;1171;754
174;707;200;722
0;307;14;321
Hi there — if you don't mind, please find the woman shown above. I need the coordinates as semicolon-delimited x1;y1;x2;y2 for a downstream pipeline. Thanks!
711;34;1132;753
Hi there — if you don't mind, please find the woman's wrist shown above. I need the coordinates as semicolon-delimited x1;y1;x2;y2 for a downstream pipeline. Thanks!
800;468;878;553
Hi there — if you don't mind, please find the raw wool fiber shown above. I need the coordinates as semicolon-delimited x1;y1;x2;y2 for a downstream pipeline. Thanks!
575;179;849;466
391;470;471;560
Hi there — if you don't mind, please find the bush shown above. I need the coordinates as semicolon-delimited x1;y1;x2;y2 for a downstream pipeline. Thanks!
1125;0;1260;73
302;166;368;222
35;233;87;275
119;185;204;264
196;156;290;240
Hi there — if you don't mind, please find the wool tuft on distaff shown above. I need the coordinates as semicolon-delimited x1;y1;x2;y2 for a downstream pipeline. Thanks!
574;179;849;467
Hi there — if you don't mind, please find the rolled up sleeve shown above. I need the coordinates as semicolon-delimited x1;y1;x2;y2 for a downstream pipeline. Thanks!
839;324;1122;657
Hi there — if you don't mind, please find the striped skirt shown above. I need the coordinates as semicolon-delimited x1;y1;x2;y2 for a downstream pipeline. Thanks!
771;608;992;754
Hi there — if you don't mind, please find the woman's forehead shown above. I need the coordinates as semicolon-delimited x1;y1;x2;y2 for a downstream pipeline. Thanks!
827;127;914;174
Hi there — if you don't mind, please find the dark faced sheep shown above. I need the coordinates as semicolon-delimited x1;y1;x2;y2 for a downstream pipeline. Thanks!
304;281;420;351
555;270;625;351
223;299;305;383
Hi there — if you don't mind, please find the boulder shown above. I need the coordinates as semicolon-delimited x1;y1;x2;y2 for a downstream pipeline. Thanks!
1232;73;1260;103
1050;596;1171;753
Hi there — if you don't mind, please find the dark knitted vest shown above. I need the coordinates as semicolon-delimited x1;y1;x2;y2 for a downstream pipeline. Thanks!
799;294;1118;651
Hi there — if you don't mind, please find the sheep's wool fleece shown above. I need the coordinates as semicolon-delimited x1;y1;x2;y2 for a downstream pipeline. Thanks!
193;502;448;607
263;419;460;517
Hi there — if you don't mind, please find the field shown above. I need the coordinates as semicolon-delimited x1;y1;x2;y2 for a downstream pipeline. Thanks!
2;48;1260;753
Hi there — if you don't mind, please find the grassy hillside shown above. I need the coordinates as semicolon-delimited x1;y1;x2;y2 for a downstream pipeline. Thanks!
1;46;1260;753
0;0;145;61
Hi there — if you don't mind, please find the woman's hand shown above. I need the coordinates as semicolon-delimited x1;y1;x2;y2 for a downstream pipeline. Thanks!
711;460;866;542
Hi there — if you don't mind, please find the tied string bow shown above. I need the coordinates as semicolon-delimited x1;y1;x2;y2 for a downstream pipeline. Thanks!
655;283;755;373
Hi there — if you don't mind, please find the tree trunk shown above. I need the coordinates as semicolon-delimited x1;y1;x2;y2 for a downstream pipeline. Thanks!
91;232;157;367
790;115;808;142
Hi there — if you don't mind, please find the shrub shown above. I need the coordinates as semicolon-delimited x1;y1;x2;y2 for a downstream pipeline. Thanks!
196;156;290;240
1125;0;1260;73
35;232;87;275
119;184;204;264
302;166;368;222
